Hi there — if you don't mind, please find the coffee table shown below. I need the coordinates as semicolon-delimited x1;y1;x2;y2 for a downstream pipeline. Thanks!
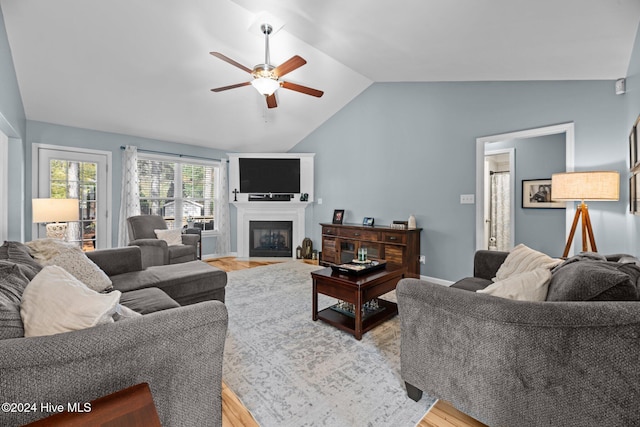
311;264;405;340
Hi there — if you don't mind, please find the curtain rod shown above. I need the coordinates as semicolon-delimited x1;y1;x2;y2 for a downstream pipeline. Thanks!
490;170;510;175
119;146;228;162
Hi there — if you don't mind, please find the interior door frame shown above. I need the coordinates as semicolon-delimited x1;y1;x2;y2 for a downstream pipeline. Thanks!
475;122;575;253
32;143;112;249
0;130;7;243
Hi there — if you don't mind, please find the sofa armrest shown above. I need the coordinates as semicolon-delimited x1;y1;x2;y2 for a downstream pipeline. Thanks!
86;246;143;276
128;239;169;267
181;233;199;246
397;278;640;426
473;249;508;280
0;301;228;426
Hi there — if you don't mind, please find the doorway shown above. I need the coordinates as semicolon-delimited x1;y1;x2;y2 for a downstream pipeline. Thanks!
475;123;575;254
33;144;112;250
484;149;514;251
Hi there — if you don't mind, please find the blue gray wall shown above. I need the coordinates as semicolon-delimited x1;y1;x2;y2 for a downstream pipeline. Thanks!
625;23;640;257
292;80;629;281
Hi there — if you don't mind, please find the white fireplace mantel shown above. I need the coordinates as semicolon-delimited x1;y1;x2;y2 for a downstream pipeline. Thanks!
233;201;311;259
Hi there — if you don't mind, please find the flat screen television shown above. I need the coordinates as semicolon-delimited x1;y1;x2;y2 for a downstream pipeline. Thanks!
239;158;301;194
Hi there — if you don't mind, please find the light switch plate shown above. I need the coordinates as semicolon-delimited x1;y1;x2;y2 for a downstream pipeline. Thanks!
460;194;475;204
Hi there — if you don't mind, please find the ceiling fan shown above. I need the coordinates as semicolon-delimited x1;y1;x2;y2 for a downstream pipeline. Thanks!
210;23;324;109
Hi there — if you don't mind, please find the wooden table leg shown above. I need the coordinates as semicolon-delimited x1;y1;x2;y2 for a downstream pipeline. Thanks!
312;278;318;321
354;290;363;340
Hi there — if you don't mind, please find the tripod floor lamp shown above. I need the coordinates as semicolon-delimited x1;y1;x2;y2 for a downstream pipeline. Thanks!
551;171;619;258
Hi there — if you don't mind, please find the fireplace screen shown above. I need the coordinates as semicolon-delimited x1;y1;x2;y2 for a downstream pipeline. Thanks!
249;221;293;257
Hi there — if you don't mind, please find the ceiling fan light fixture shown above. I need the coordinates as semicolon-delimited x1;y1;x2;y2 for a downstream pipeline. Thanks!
251;77;280;96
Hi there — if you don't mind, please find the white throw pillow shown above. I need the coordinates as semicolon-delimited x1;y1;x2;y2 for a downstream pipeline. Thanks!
154;228;183;246
494;243;562;282
21;266;121;337
478;268;552;301
26;239;112;292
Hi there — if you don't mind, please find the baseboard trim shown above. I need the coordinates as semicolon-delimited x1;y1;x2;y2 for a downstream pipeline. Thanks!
202;252;238;261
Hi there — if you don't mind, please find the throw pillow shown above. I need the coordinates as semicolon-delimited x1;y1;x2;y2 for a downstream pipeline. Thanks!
26;239;112;292
477;268;551;301
546;260;638;301
154;229;183;246
113;304;142;321
494;244;562;282
0;262;30;339
21;265;121;337
0;241;42;280
0;261;30;302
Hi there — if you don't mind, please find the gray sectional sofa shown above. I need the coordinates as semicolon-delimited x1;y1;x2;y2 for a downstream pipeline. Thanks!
398;249;640;427
0;242;228;426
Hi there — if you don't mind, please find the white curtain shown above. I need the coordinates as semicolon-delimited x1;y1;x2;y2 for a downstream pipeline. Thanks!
117;146;141;247
490;172;511;251
215;160;231;255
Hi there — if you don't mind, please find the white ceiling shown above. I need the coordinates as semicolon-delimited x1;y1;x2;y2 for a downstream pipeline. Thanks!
2;0;640;152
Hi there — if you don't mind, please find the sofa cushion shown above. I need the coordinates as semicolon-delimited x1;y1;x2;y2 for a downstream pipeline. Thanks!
0;262;29;339
494;243;561;281
26;239;112;292
0;241;42;280
119;288;180;314
546;260;638;301
109;260;226;305
21;266;121;337
477;268;551;301
450;277;493;292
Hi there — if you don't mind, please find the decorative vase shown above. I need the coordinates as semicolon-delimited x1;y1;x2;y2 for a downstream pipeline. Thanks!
408;214;416;229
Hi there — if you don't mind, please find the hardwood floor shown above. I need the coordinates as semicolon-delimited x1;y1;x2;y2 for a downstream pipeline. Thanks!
212;257;484;427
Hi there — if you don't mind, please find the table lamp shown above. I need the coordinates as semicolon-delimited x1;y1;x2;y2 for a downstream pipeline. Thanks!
551;171;619;257
32;198;80;240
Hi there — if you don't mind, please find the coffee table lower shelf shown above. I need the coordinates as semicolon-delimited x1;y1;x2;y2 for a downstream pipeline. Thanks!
316;298;398;338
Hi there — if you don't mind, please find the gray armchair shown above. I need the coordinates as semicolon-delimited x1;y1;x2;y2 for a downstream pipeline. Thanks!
127;215;199;268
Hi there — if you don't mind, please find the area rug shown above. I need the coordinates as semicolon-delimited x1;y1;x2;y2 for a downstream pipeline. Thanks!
222;261;434;426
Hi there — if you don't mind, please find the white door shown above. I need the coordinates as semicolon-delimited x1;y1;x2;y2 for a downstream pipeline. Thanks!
35;146;111;250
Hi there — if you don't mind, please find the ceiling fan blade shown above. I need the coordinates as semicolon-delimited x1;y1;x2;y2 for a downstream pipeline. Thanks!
210;82;251;92
209;52;252;74
281;81;324;98
273;55;307;78
266;94;277;109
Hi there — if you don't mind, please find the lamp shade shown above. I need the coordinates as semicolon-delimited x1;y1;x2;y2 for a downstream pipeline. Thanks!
551;171;620;201
32;198;79;223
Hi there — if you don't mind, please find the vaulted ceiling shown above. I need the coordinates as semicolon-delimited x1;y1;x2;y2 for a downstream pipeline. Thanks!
2;0;639;152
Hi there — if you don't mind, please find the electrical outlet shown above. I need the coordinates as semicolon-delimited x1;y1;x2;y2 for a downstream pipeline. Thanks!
419;255;426;264
317;198;322;204
460;194;475;204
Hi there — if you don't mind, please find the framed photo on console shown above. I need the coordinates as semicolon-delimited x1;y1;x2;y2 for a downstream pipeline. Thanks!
362;217;374;226
522;179;565;209
332;209;345;224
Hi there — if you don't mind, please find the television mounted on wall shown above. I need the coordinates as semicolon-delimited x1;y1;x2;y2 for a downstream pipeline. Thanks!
239;158;301;194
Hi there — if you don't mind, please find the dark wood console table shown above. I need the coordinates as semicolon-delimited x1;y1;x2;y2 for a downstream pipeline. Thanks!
320;223;422;278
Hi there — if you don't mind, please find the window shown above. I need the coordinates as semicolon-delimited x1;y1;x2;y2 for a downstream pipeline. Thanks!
137;155;219;232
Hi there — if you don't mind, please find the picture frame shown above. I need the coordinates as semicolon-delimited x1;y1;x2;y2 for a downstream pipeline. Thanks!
632;173;640;215
522;179;565;209
362;217;374;226
630;124;638;171
332;209;345;224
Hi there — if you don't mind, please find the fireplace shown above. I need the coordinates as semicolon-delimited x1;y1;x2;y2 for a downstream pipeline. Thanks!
249;221;293;257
